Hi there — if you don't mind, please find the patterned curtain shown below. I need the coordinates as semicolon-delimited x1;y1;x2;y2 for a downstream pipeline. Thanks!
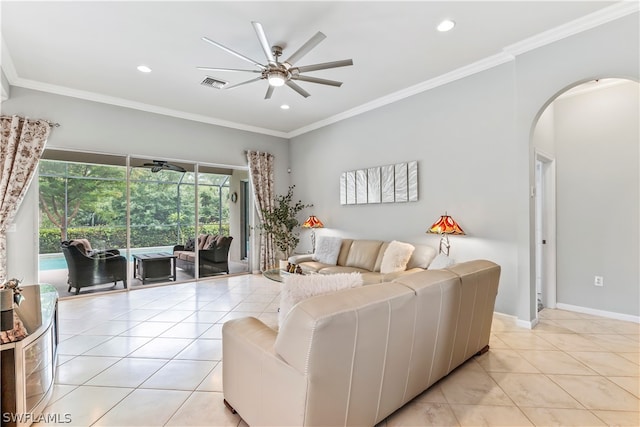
247;150;276;271
0;116;52;281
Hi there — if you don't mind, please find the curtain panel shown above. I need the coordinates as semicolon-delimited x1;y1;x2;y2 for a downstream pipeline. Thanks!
0;116;51;281
246;150;275;271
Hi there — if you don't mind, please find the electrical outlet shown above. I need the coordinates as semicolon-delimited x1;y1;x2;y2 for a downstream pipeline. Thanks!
594;276;604;287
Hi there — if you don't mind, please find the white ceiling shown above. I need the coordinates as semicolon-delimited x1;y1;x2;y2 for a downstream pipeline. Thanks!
1;1;629;138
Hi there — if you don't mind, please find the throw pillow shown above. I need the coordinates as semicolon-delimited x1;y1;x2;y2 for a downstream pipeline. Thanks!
380;240;415;274
279;272;363;326
203;234;219;250
428;253;455;269
312;236;342;265
184;237;196;251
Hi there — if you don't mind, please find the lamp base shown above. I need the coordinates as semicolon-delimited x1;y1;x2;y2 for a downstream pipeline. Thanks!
439;235;450;257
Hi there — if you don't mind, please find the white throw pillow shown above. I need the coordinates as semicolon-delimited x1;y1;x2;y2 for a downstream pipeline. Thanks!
428;253;455;269
279;272;363;326
380;241;415;274
312;236;342;265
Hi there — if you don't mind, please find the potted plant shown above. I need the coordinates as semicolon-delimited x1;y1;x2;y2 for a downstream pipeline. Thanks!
260;186;312;268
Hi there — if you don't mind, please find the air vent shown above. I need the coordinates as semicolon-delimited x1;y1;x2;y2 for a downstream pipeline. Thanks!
200;76;227;89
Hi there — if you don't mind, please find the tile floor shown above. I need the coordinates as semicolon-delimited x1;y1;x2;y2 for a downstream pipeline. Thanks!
35;274;639;426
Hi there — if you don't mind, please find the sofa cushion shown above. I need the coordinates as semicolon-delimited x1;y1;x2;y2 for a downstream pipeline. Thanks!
407;244;438;269
278;272;363;326
175;251;195;262
313;236;342;265
216;236;233;248
345;240;384;271
380;241;415;274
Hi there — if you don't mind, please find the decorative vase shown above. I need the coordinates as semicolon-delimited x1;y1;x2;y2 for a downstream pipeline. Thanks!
279;260;289;270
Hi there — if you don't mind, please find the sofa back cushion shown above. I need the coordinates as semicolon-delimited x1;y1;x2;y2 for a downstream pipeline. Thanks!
203;234;219;250
344;240;384;271
336;239;354;266
197;234;208;250
406;244;437;269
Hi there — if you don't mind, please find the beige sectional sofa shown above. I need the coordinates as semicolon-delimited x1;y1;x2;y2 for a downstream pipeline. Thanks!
222;260;500;426
288;238;439;284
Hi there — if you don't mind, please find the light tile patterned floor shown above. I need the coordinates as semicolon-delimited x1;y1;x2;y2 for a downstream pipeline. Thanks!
35;274;639;426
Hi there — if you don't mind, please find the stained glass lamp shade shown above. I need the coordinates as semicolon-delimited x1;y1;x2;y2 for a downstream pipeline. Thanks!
302;215;324;253
427;214;465;256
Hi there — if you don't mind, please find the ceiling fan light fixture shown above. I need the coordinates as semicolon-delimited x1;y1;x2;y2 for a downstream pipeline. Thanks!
268;70;287;87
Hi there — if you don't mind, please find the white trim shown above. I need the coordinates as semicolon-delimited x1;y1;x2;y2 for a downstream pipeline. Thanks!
7;76;289;139
2;3;636;139
556;303;640;324
504;1;639;56
517;318;538;330
494;311;538;330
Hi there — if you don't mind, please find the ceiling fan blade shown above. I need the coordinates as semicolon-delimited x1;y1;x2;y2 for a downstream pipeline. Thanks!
284;31;326;66
294;59;354;73
197;67;261;73
225;77;264;90
286;80;311;98
265;85;275;100
252;21;276;64
291;75;343;87
202;37;266;70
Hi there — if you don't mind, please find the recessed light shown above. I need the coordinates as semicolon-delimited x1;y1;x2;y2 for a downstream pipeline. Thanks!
437;19;455;32
280;104;290;110
137;65;152;73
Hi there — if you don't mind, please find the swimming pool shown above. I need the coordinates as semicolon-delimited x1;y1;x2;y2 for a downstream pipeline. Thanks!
39;246;173;271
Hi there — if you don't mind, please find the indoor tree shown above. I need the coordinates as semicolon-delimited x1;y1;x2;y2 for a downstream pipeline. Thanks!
260;186;312;260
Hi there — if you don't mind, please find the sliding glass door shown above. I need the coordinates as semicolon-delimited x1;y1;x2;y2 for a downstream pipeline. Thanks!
37;152;249;298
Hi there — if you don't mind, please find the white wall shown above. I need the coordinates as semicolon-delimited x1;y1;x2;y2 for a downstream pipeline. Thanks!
290;12;639;321
2;12;637;322
2;87;290;276
554;81;639;315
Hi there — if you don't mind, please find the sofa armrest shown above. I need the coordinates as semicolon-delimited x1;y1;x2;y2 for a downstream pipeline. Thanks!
222;317;307;426
173;245;185;253
288;254;314;264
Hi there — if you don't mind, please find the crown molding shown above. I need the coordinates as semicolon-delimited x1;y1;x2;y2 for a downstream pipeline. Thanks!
289;2;638;138
9;77;288;138
3;2;636;139
503;1;639;56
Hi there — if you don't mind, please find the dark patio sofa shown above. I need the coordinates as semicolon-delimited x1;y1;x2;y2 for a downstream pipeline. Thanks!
173;234;233;277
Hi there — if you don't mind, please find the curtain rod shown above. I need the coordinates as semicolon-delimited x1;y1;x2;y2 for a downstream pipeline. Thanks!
0;115;60;127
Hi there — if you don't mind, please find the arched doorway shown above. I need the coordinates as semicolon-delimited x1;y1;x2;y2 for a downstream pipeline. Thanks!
531;78;639;321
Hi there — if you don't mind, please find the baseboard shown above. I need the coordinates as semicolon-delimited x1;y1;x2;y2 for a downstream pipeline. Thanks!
493;311;538;330
556;303;640;324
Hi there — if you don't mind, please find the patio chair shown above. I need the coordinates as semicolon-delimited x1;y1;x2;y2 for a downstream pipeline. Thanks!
61;240;127;295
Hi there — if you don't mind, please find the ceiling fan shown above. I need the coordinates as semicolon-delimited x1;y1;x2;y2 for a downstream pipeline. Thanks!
197;22;353;99
139;160;186;173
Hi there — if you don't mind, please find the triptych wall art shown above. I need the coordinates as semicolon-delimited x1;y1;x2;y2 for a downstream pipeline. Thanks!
340;161;418;205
